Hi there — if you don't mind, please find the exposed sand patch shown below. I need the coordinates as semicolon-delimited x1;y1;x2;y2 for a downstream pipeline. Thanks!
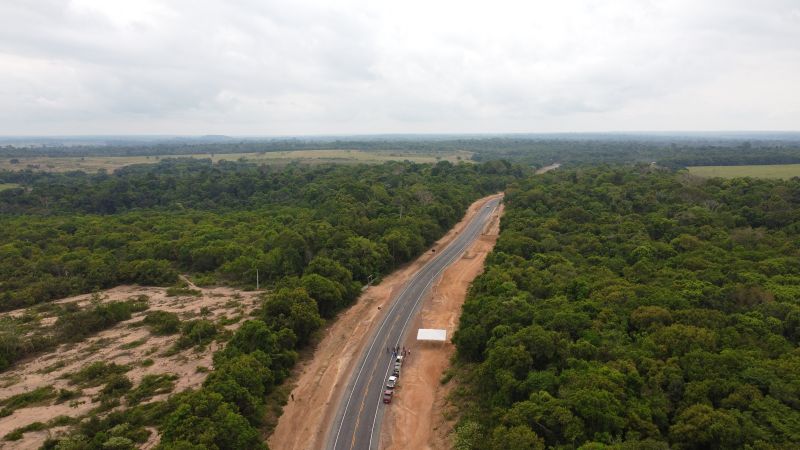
380;203;503;450
536;163;561;174
0;283;261;448
267;194;503;450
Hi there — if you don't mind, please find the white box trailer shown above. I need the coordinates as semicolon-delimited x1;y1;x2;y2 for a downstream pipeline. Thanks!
417;328;447;342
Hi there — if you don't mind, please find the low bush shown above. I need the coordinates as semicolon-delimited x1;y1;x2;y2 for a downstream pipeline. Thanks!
0;386;57;417
66;362;130;387
142;311;180;335
4;421;46;441
55;388;81;404
165;286;201;297
126;374;177;405
55;300;148;343
175;320;217;350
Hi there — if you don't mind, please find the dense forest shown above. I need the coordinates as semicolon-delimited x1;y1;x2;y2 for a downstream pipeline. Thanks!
0;158;521;449
452;166;800;449
0;158;520;313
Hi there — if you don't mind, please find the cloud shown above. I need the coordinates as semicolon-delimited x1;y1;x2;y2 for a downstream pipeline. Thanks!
0;0;798;134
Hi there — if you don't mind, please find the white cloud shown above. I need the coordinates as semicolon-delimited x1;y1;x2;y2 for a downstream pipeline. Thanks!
0;0;798;134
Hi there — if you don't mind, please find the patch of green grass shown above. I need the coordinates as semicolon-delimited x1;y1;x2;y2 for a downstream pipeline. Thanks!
38;359;68;374
4;421;46;440
82;337;115;355
0;183;20;192
126;373;177;405
687;164;800;179
65;361;130;387
3;415;77;441
165;286;202;297
118;337;149;350
0;385;57;417
216;315;242;326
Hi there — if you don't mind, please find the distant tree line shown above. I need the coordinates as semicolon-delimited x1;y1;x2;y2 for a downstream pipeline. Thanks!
3;136;800;168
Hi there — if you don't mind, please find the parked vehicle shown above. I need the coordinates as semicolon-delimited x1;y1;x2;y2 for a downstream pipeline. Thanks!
387;375;397;389
382;389;394;404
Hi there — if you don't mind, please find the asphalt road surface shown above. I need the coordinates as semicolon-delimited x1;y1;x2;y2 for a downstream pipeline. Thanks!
326;196;502;450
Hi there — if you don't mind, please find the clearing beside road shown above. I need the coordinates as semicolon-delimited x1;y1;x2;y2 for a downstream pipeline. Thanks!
687;163;800;179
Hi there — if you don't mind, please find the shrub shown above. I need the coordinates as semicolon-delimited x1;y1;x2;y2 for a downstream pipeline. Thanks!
165;287;202;297
55;388;81;404
99;374;133;399
175;320;218;349
0;386;57;417
126;374;177;405
4;421;46;441
66;362;130;387
142;310;181;335
55;300;145;342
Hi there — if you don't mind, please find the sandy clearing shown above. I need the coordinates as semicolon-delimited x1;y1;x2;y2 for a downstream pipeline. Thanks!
0;283;261;449
267;193;503;450
536;163;561;174
378;203;503;450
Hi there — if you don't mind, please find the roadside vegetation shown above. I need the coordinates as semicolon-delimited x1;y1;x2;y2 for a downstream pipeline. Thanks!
451;166;800;449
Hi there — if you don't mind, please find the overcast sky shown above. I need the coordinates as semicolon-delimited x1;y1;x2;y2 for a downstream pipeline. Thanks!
1;0;798;135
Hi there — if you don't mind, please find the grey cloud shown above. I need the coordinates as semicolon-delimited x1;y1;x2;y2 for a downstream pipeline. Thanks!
0;0;798;134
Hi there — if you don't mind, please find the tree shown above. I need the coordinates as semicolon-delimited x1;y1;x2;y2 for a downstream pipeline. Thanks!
300;274;344;318
489;425;545;450
669;404;742;449
261;288;323;346
159;390;267;450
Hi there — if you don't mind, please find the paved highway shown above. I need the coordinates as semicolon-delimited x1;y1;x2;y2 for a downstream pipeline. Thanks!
326;195;502;450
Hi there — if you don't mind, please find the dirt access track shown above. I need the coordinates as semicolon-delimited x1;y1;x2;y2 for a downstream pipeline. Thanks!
268;193;503;450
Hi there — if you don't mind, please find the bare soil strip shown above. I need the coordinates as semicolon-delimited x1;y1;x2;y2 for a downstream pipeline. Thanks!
267;194;503;450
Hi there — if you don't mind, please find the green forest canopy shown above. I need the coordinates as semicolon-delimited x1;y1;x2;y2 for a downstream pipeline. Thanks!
452;166;800;449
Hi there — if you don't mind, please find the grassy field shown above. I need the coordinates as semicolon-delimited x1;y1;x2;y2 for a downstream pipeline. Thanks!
0;149;473;173
0;183;20;191
687;164;800;179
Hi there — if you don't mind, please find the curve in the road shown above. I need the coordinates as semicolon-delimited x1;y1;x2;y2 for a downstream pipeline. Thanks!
327;196;501;450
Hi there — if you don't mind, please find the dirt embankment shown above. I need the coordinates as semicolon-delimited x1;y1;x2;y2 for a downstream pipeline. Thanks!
379;203;503;450
267;194;503;450
0;282;261;450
